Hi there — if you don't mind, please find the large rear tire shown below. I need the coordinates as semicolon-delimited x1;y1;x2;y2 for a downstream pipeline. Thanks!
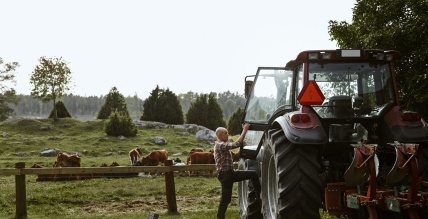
238;159;263;219
261;129;322;219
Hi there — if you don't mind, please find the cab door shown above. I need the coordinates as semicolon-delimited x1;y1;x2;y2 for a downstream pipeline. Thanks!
243;67;295;129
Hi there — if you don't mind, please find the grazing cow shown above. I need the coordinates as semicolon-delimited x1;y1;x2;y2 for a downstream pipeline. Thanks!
140;150;168;176
187;150;215;176
141;149;169;166
190;148;205;153
52;152;81;181
54;152;81;167
186;148;205;165
129;147;142;165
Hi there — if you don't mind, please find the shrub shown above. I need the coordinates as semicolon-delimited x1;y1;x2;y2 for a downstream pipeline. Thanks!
104;110;138;137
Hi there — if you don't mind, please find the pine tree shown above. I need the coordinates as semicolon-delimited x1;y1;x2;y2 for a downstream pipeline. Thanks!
227;107;244;135
97;87;130;119
207;93;226;129
186;94;208;126
48;101;71;118
156;89;184;124
186;93;225;130
141;86;184;124
141;86;160;121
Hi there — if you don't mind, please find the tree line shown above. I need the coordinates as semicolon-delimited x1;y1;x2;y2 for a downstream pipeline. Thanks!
10;89;246;122
88;86;245;136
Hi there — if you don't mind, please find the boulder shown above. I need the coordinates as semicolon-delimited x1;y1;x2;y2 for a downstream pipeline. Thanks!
40;148;60;157
196;129;216;141
135;121;168;129
153;136;167;145
183;124;209;134
117;136;127;140
40;126;54;131
171;124;186;130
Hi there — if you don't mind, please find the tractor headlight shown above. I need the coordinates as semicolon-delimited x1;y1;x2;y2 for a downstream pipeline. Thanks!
308;53;319;60
322;52;332;59
376;53;385;60
385;54;394;61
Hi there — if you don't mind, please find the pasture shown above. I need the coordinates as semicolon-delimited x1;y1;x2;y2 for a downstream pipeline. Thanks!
0;174;239;219
0;118;338;219
0;118;238;218
0;118;210;168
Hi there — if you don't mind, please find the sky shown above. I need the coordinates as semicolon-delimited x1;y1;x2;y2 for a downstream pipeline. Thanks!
1;0;356;99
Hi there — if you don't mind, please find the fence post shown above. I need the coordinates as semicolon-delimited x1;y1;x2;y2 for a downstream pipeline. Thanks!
164;160;177;213
15;162;27;219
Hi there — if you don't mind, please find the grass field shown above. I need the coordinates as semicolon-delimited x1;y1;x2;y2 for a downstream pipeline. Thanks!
0;118;240;219
0;118;340;219
0;174;239;219
0;118;208;169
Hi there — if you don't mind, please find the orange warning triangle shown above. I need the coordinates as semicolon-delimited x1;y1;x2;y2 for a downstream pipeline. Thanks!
297;81;325;105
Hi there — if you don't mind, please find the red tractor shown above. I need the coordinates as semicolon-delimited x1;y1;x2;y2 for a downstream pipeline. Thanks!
237;49;428;219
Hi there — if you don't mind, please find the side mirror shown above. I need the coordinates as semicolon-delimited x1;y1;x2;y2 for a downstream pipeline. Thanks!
245;80;253;99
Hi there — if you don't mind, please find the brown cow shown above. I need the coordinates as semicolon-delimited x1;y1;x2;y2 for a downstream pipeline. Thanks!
54;152;81;167
141;149;168;166
188;150;215;176
51;152;81;181
186;148;205;165
129;147;142;165
190;148;205;152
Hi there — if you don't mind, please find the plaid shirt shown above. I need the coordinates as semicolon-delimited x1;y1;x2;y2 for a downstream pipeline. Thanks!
214;140;242;172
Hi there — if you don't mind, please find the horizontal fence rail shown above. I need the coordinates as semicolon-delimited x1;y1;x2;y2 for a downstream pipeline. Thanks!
0;161;228;219
0;164;217;176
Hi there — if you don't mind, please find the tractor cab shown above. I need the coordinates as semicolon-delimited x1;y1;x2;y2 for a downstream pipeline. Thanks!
305;59;396;119
243;50;403;144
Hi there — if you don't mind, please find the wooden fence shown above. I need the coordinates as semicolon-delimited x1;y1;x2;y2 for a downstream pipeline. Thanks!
0;161;219;219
